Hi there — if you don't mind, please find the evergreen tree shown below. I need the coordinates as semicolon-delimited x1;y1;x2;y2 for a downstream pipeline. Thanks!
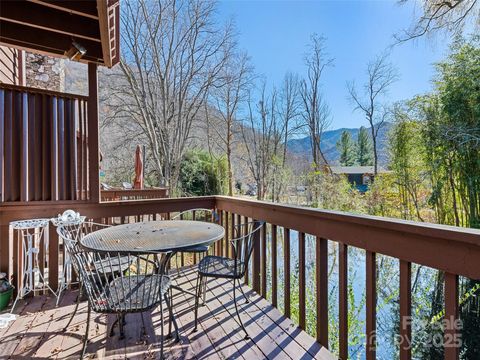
356;126;373;166
336;130;357;166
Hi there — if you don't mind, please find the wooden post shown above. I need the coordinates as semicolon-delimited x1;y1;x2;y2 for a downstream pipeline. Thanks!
366;251;377;360
339;243;348;360
316;237;328;347
252;219;261;293
299;232;306;329
444;273;459;360
284;228;291;318
261;222;267;298
87;63;100;203
271;224;278;307
400;260;412;360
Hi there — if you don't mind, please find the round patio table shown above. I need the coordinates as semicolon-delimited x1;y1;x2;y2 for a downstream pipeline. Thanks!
80;220;225;255
80;220;224;342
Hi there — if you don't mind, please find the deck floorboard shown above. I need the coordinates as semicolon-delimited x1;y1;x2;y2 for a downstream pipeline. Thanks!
0;267;334;359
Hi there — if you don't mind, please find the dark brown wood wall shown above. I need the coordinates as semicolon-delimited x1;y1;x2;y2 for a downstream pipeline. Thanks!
0;84;89;202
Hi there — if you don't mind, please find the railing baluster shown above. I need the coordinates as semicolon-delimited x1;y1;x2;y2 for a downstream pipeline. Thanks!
299;232;306;330
366;250;376;360
252;218;261;293
271;224;278;307
261;222;267;298
444;272;459;360
228;213;235;258
223;211;230;257
339;242;348;360
316;237;328;347
400;260;411;360
49;223;59;292
243;216;249;285
284;227;291;318
180;212;185;267
215;210;223;256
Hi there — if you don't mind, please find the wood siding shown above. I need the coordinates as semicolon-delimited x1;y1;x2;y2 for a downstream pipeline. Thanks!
0;46;23;86
0;84;89;202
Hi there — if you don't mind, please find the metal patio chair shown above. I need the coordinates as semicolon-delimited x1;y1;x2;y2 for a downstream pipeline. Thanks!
57;223;176;359
193;220;264;339
52;212;132;312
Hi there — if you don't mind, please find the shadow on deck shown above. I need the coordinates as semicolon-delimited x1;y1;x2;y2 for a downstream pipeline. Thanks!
0;267;334;359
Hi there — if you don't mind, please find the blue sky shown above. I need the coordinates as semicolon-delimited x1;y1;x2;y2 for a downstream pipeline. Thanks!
217;0;450;130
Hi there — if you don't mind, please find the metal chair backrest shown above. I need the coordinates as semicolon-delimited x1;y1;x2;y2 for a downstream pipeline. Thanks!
230;221;264;278
172;208;218;222
57;223;165;314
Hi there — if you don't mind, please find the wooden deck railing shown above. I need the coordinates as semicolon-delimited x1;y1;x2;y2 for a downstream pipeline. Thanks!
214;196;480;360
1;195;479;360
101;188;169;201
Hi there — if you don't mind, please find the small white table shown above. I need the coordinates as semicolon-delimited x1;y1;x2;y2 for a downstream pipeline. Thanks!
10;218;57;312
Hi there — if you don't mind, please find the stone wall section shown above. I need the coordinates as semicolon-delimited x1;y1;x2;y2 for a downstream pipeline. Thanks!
25;53;65;92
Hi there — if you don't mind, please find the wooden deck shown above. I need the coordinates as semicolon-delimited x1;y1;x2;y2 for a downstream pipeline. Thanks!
0;266;334;359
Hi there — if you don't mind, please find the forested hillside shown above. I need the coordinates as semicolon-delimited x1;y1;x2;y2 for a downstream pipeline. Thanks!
286;123;391;166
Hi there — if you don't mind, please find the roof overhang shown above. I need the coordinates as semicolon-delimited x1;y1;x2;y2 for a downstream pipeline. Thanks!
0;0;120;68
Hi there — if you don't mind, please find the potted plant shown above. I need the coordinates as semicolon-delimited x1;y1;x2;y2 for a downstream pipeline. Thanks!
0;273;13;311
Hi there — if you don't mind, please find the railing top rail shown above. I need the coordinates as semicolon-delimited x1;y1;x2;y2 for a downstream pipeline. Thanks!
215;195;480;246
0;196;216;221
101;188;169;194
2;195;480;278
215;196;480;279
0;83;89;101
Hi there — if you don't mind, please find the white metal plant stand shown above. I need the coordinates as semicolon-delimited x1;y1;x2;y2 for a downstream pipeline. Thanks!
10;218;57;312
51;210;86;305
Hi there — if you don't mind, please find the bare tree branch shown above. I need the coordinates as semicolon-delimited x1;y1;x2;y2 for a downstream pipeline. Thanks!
395;0;479;43
347;53;398;175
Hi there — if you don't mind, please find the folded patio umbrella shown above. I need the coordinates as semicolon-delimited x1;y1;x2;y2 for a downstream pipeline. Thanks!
133;145;144;189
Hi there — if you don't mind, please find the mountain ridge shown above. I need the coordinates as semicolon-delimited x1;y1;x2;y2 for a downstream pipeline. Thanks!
287;123;391;166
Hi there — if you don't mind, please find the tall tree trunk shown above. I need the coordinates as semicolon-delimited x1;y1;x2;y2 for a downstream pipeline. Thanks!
447;158;460;227
227;127;233;196
370;124;378;175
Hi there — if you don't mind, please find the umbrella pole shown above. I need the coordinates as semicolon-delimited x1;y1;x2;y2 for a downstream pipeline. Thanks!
142;145;146;189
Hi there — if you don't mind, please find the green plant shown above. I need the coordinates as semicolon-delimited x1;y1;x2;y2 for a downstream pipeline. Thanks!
179;149;228;196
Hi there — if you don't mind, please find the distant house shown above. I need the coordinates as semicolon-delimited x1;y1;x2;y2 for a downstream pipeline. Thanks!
330;166;389;192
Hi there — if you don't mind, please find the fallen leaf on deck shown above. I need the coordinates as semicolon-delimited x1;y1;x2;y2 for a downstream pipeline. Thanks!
51;347;62;354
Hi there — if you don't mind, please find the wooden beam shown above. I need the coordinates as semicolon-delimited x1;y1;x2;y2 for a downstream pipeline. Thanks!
96;0;112;67
0;1;101;42
27;0;99;20
0;22;104;63
87;63;100;203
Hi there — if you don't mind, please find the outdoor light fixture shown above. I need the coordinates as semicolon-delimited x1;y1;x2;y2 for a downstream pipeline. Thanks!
65;40;87;60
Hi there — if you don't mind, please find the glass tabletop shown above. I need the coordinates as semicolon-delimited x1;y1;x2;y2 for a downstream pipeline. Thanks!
80;220;225;254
